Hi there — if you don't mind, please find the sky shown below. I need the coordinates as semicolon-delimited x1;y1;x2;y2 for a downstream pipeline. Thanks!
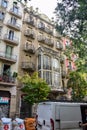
28;0;57;19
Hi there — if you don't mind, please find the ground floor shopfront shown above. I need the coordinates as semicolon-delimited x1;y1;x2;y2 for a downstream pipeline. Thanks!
0;86;16;118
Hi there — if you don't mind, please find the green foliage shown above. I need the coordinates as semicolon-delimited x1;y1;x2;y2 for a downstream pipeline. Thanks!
55;0;87;37
13;72;18;78
55;0;87;72
67;71;87;101
18;72;51;105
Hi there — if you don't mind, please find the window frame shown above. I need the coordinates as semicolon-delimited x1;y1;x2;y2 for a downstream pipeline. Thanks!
1;0;8;8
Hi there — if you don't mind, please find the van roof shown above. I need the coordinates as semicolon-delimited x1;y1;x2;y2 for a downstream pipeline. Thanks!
39;99;87;102
38;100;87;105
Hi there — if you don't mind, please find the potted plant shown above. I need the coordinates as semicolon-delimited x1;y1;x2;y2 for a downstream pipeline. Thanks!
13;72;18;78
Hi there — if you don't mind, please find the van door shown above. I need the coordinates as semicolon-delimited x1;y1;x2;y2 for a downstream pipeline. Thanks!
59;105;82;129
37;103;53;130
80;105;87;130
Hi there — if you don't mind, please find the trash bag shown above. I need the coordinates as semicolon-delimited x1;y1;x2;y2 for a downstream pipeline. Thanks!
24;118;36;130
1;117;12;130
14;118;25;130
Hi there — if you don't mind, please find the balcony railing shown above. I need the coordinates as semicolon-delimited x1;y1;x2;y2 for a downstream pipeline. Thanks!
38;24;45;30
45;38;54;46
9;8;22;19
24;43;35;54
45;27;53;35
38;35;45;43
24;29;35;39
21;62;35;71
0;51;17;63
7;20;21;31
3;34;19;45
25;18;35;26
56;42;63;50
0;74;16;86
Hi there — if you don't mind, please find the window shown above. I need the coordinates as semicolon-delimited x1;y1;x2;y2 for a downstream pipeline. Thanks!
29;15;34;22
25;41;32;52
5;45;13;59
38;55;41;70
3;64;11;76
38;22;45;29
43;55;51;70
1;0;8;8
0;26;2;36
38;53;62;87
65;40;70;46
11;17;17;25
8;30;14;40
53;72;61;87
43;71;52;85
68;62;72;70
53;58;60;71
0;12;5;20
13;5;18;14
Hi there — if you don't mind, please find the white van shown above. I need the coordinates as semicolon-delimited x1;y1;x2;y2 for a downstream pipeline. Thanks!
36;101;87;130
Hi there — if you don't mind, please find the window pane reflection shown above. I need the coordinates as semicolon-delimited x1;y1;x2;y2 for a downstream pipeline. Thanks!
43;55;51;70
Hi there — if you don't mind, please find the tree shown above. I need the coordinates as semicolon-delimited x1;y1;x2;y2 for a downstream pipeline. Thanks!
18;72;51;105
67;71;87;101
55;0;87;72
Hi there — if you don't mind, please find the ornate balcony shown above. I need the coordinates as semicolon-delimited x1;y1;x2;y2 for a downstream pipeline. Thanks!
56;42;63;50
0;74;16;86
45;27;53;35
38;35;45;43
25;17;35;26
24;43;35;54
38;24;45;30
6;20;21;31
24;29;35;39
21;62;35;71
9;8;22;19
0;51;17;63
3;34;19;46
45;38;54;46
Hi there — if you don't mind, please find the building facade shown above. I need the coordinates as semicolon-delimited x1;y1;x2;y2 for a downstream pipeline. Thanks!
17;6;66;118
0;0;75;118
0;0;23;117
